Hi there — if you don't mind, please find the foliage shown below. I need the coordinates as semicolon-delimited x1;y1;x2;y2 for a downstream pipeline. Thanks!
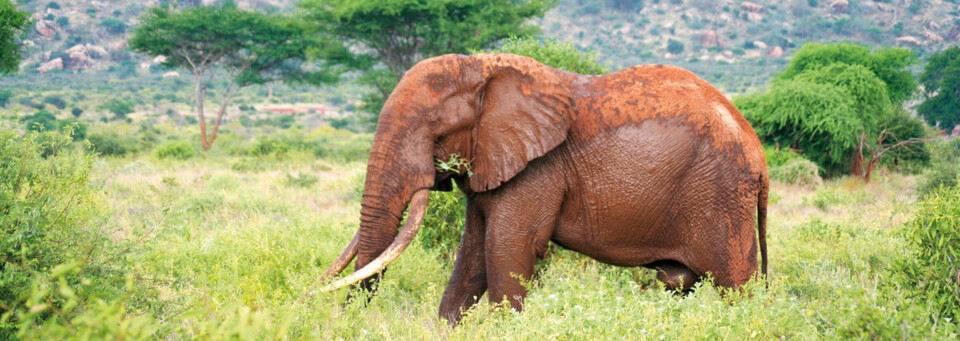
0;0;31;75
736;80;860;175
154;140;195;160
22;110;57;133
283;172;319;188
0;89;10;107
420;186;466;260
299;0;557;115
248;137;290;159
70;107;83;117
764;147;822;186
0;125;125;338
99;18;126;33
86;131;137;156
917;46;960;130
917;138;960;196
129;2;339;150
41;95;66;110
667;39;685;54
97;98;135;119
791;63;893;135
482;36;608;75
777;43;917;103
892;184;960;321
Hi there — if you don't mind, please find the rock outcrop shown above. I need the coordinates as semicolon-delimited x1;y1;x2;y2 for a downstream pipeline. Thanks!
86;44;108;58
741;2;763;13
922;30;944;44
829;0;849;13
162;71;181;78
700;30;720;48
37;58;63;73
896;36;922;45
35;20;57;39
766;46;783;58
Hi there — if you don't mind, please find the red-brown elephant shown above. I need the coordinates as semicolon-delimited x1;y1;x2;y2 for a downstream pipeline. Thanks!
318;53;769;326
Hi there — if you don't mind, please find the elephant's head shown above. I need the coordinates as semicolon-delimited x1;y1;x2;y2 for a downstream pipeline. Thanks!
319;53;575;292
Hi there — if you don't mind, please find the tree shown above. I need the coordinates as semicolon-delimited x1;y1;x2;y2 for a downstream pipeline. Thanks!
97;98;134;119
484;36;607;75
777;43;917;103
299;0;556;115
918;46;960;130
0;0;32;75
129;3;339;150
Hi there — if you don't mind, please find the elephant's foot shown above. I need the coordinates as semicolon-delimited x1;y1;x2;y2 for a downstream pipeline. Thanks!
652;260;699;292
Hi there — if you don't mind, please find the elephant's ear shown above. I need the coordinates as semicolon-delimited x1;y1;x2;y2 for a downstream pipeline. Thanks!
468;54;575;192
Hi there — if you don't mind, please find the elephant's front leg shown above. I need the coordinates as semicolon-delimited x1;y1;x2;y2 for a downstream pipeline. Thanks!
439;199;487;326
483;198;558;312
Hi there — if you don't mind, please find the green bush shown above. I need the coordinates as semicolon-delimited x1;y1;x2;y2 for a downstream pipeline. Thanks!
483;36;608;75
770;158;822;186
42;95;67;110
917;138;960;196
419;187;467;260
70;107;83;117
87;131;136;157
154;140;195;160
667;39;685;54
0;127;127;338
917;46;960;130
893;184;960;321
248;137;290;158
22;110;57;133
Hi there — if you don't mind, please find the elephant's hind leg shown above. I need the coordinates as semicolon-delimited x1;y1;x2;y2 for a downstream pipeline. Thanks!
651;260;699;292
439;199;487;327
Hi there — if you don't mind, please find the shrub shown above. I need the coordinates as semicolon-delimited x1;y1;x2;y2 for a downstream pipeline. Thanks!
58;118;87;141
86;131;136;156
70;107;83;117
917;46;960;130
917;138;960;196
765;147;822;185
248;137;290;158
893;184;960;321
23;110;58;133
0;90;11;107
97;99;135;119
777;43;917;103
99;18;126;33
42;95;67;109
154;140;195;160
419;187;467;260
667;39;685;54
0;127;123;337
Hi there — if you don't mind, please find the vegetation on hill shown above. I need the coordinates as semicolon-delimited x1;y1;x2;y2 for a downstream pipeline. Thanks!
0;0;31;75
918;46;960;130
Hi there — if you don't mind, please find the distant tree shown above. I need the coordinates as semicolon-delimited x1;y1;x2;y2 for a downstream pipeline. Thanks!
43;95;67;109
299;0;557;115
0;89;11;107
918;46;960;130
667;39;684;54
46;2;61;9
70;107;83;117
99;18;126;33
55;16;69;28
97;98;134;119
0;0;32;75
24;110;58;132
129;2;339;150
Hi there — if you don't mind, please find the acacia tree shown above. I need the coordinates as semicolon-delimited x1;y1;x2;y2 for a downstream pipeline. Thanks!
0;0;32;75
129;3;340;150
918;46;960;130
299;0;557;114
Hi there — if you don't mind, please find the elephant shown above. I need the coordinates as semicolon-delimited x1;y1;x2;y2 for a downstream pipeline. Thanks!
317;53;769;326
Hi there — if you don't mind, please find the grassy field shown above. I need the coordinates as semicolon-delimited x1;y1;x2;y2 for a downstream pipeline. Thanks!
30;122;941;339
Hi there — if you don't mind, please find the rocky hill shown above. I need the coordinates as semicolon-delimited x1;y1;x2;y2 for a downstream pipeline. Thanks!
9;0;960;94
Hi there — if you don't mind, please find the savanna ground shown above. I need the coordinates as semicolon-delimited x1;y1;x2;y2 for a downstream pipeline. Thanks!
27;120;947;339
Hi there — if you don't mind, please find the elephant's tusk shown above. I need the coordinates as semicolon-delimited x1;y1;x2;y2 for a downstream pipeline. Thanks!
320;189;430;293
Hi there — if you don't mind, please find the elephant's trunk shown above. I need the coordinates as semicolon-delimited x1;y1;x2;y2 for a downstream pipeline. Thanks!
320;189;429;292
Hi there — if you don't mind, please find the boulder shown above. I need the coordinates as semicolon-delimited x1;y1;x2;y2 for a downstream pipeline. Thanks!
747;12;763;22
922;30;944;44
113;41;127;50
948;25;960;42
153;55;168;64
86;44;108;58
66;53;93;70
741;2;763;13
896;36;922;45
66;44;87;54
42;51;51;62
953;125;960;137
162;71;181;78
829;0;848;13
753;41;768;49
766;46;783;58
35;20;57;39
37;58;63;73
700;30;720;48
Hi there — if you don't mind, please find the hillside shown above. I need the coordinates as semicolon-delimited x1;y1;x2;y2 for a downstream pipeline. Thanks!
3;0;959;115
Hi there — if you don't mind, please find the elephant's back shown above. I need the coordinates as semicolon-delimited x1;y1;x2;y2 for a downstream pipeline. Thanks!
563;65;766;176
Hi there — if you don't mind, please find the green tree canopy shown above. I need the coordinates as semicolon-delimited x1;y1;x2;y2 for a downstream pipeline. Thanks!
299;0;557;115
791;63;893;135
482;36;608;75
918;46;960;130
777;43;917;103
0;0;32;75
736;80;861;173
129;2;339;150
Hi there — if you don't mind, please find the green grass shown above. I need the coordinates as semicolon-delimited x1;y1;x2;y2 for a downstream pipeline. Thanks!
5;119;957;339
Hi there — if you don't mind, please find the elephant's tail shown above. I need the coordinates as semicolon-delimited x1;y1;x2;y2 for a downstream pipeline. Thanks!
757;172;769;279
